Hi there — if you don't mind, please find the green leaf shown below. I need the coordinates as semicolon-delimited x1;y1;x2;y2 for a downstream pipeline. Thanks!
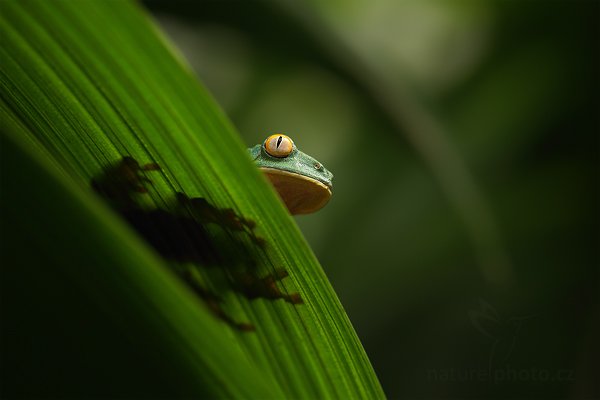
0;1;384;398
1;105;276;399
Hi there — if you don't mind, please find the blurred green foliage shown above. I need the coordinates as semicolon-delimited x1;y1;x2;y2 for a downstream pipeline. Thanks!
145;0;599;398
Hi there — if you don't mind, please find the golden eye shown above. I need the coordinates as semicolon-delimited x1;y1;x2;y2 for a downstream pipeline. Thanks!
264;134;294;158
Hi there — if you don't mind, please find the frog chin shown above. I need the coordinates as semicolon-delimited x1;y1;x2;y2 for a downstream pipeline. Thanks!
258;167;332;215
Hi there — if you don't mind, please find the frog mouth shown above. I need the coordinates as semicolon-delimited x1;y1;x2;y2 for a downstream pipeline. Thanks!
259;168;332;214
259;167;332;190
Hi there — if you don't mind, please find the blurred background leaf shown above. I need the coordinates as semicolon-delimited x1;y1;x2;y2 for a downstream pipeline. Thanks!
144;0;599;398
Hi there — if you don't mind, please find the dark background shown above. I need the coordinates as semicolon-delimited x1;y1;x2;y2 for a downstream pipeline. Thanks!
144;1;599;398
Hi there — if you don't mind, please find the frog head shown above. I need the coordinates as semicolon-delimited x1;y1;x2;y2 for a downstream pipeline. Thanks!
248;134;333;214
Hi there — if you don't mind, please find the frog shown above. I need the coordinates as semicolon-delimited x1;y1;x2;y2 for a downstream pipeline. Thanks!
248;134;333;215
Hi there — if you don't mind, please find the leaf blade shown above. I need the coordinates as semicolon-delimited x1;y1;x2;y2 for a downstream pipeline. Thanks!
0;0;385;398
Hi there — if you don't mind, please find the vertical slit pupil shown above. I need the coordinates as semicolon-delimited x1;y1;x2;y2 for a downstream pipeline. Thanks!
276;136;283;148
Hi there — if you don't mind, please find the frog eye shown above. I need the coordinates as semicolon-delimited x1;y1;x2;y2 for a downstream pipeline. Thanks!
264;134;294;158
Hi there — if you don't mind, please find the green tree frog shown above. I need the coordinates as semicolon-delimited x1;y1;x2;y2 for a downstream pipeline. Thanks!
248;134;333;215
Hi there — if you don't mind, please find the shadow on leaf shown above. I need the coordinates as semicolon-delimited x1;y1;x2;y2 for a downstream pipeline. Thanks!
91;157;302;331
